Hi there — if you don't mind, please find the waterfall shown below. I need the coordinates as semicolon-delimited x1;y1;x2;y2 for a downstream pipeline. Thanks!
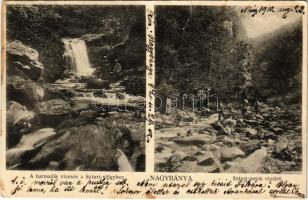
62;38;95;76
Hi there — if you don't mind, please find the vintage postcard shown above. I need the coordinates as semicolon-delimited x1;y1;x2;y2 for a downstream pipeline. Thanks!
0;1;307;199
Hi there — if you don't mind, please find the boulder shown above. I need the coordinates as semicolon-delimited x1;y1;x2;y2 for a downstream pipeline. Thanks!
208;144;221;152
7;101;35;125
221;147;245;161
240;140;261;155
36;99;71;126
157;141;179;151
244;119;259;126
224;127;233;135
224;149;267;173
16;128;56;148
155;145;164;153
7;75;44;106
29;124;119;171
169;151;190;162
262;130;277;140
255;114;264;120
244;111;254;120
272;127;284;135
211;122;228;135
275;137;288;153
176;161;221;173
185;111;197;122
6;128;56;167
162;120;173;127
222;118;237;127
176;110;196;122
223;158;243;170
270;120;278;126
267;139;275;146
7;41;43;80
176;132;185;137
6;147;35;167
178;146;201;155
200;126;217;133
126;94;145;104
156;149;173;163
7;101;37;147
196;151;217;166
173;135;213;146
198;130;210;135
222;137;237;146
43;83;78;101
244;127;257;137
265;157;297;173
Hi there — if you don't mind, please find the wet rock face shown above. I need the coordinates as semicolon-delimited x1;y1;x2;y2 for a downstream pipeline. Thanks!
26;124;119;171
6;147;36;168
37;99;71;116
225;148;267;173
7;101;35;125
17;128;56;149
7;41;43;81
7;75;45;107
36;99;72;127
6;128;56;167
7;101;37;148
6;104;145;171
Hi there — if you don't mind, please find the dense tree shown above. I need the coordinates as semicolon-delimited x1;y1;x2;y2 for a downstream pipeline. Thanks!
156;6;302;106
252;20;302;101
156;6;251;102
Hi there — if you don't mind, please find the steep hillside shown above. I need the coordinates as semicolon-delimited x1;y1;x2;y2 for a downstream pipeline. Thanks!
156;6;252;103
251;19;302;102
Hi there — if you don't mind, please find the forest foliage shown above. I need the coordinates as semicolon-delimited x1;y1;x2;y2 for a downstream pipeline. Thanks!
156;6;250;101
156;6;302;104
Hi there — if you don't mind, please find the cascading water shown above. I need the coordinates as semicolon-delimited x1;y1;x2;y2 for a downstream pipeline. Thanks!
62;38;95;76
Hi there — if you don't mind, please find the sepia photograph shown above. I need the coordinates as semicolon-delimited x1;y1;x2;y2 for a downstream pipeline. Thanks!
5;4;146;171
0;1;307;199
154;5;303;174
